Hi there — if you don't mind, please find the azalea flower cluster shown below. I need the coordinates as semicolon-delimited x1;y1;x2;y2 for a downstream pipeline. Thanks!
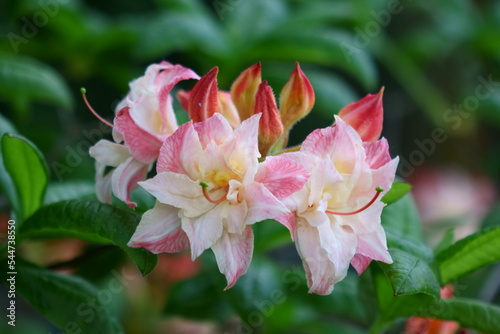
88;61;398;295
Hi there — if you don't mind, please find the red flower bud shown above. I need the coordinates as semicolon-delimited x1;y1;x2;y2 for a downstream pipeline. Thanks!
338;87;384;142
279;62;315;131
230;63;262;121
187;67;220;122
254;81;283;156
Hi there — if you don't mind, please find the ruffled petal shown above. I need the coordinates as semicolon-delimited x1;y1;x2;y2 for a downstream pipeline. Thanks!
111;157;150;208
350;253;372;275
255;155;309;199
181;203;225;259
212;227;254;290
128;202;189;253
89;140;130;167
114;107;162;164
294;221;336;295
242;182;290;225
139;172;213;217
316;220;357;278
193;112;233;148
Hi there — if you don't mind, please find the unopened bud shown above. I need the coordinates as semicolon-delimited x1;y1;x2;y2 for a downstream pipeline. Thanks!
187;67;220;122
279;62;315;131
338;87;384;142
218;91;241;128
176;89;191;112
230;63;262;121
254;81;283;156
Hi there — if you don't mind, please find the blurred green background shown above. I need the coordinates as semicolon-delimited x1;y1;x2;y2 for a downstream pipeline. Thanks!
1;0;499;333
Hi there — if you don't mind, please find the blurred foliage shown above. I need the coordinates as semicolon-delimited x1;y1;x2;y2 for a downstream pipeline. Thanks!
0;0;499;333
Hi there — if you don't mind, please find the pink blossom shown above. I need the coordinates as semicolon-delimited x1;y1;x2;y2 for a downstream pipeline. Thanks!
89;62;199;207
128;113;308;288
278;116;398;295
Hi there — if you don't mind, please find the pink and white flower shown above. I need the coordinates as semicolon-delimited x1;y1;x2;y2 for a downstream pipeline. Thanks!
89;62;199;207
128;113;309;288
279;116;398;295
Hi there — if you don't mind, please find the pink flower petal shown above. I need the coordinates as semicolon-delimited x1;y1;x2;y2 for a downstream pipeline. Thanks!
139;172;213;217
355;228;393;264
114;107;162;164
242;182;290;225
294;222;336;295
212;227;254;290
182;203;225;259
255;155;309;199
128;202;189;253
89;140;130;167
193;112;233;148
301;116;362;175
111;157;150;208
350;254;372;275
229;113;261;183
316;221;357;276
363;138;392;169
157;121;204;180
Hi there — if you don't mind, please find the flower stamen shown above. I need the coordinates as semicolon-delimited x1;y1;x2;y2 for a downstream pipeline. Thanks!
200;181;228;204
326;187;384;216
80;87;114;128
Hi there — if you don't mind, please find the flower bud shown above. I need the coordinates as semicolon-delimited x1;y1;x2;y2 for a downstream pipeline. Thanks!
230;63;262;121
176;89;190;112
218;91;241;128
254;81;283;156
187;67;220;122
279;62;315;131
338;87;384;142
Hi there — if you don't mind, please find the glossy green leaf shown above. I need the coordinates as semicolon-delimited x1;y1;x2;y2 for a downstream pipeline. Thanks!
381;194;424;243
433;229;455;255
20;200;157;275
436;226;500;284
0;259;123;334
0;55;73;114
44;180;96;205
385;230;433;264
0;114;18;215
381;182;412;205
1;134;48;222
415;298;500;334
379;248;440;298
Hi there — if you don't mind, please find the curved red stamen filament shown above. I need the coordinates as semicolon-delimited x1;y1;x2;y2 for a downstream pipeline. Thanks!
200;183;228;204
81;88;114;128
325;187;383;216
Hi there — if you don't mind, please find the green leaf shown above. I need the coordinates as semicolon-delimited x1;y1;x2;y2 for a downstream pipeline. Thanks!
0;54;73;114
381;182;412;205
385;230;433;264
433;229;455;255
370;252;439;330
381;194;425;243
0;259;123;334
1;134;48;222
19;200;157;275
415;298;500;334
0;114;18;214
379;248;440;298
44;180;96;205
436;226;500;284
